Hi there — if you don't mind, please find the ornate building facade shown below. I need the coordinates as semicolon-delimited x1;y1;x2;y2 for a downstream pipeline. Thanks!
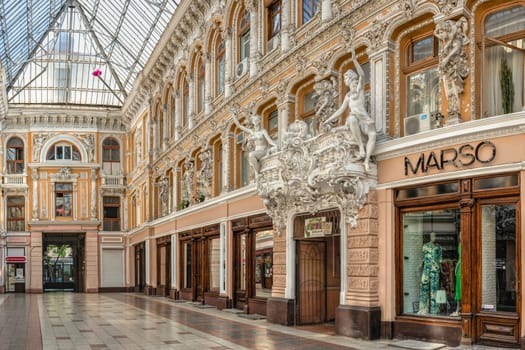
1;0;525;347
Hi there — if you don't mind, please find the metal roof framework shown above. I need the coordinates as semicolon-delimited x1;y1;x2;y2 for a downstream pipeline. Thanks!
0;0;179;107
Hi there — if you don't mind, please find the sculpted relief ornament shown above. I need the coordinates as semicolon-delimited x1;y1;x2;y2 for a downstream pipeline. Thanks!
251;47;377;234
434;17;469;123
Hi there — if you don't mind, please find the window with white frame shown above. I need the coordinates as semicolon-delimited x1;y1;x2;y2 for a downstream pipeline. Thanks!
46;143;81;161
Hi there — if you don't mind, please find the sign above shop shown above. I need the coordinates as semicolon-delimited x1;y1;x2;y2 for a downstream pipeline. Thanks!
304;217;332;238
405;141;496;176
6;256;26;263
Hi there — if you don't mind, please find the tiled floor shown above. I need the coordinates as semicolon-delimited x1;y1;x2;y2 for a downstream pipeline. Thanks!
0;293;510;350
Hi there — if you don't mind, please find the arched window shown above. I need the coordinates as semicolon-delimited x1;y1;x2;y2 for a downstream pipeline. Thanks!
239;10;250;62
216;38;225;96
481;5;525;117
102;137;120;174
234;126;250;189
267;1;281;40
198;59;205;113
6;137;24;174
401;29;440;136
156;101;163;149
46;143;81;161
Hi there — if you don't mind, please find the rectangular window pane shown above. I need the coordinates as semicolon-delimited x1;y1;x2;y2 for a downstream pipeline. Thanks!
481;204;517;312
209;238;220;292
7;148;16;160
255;229;273;298
64;146;71;160
484;45;524;117
407;67;440;116
474;175;518;190
184;243;192;289
218;58;225;95
240;234;247;291
240;31;250;60
402;209;461;317
56;146;63;160
412;37;434;62
397;182;458;200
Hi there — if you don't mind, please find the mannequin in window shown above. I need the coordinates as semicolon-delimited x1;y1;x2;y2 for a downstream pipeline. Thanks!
418;232;442;315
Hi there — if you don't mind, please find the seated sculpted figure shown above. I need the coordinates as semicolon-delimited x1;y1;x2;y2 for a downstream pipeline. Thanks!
232;112;277;174
324;48;376;171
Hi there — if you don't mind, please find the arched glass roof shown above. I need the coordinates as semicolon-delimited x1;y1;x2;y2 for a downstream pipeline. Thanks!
0;0;179;107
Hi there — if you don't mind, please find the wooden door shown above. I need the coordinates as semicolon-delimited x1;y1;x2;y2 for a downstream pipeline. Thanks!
298;240;326;324
192;239;207;301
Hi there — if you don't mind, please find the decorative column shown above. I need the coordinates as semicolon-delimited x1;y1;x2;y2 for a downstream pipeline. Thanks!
247;0;258;77
50;182;56;221
31;168;38;220
204;53;212;114
171;233;178;298
280;0;290;53
321;0;333;22
187;77;194;129
173;90;181;140
369;46;390;139
121;192;127;231
459;179;474;345
90;169;97;220
224;28;233;98
162;103;169;150
336;190;380;340
85;230;99;292
219;222;227;295
173;166;180;211
221;133;232;193
276;95;293;146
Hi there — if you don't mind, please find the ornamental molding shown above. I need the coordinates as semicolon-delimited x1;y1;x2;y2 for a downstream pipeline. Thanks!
257;122;377;234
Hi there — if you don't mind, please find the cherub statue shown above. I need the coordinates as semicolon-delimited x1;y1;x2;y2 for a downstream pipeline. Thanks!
324;48;376;171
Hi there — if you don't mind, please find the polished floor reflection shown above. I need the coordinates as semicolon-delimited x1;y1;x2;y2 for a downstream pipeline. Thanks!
0;293;492;350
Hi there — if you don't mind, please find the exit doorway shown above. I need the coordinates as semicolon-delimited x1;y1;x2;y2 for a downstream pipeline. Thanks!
43;233;85;292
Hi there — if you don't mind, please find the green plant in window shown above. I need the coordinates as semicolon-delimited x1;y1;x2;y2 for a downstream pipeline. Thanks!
500;57;514;114
196;192;205;203
179;199;190;210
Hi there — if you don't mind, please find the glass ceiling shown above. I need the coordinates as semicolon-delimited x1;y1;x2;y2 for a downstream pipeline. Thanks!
0;0;179;107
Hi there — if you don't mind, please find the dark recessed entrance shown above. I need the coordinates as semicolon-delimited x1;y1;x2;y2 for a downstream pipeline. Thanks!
43;233;85;292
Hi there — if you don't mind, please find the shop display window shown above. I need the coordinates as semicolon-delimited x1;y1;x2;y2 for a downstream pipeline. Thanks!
402;208;461;317
255;229;273;298
480;203;517;312
209;238;220;292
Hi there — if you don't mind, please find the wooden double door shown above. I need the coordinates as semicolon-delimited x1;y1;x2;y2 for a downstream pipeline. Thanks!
296;236;340;325
179;225;221;302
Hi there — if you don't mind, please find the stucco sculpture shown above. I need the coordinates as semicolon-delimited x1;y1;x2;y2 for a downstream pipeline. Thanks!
232;111;277;174
324;48;376;171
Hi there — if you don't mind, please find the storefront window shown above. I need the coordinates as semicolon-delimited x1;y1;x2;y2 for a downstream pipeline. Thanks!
209;238;220;292
183;242;192;289
240;234;247;291
255;229;273;298
481;204;517;312
402;208;460;317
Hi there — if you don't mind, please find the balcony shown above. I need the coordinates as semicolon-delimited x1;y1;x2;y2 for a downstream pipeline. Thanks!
256;121;377;233
101;175;125;186
2;173;26;185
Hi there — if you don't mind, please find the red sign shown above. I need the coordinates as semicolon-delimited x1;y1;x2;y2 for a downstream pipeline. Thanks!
6;256;26;263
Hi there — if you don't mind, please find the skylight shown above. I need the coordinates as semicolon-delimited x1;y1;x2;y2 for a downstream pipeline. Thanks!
0;0;179;107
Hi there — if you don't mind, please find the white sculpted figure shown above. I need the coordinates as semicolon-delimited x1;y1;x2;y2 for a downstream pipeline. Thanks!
324;48;376;171
434;17;469;121
232;112;277;174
